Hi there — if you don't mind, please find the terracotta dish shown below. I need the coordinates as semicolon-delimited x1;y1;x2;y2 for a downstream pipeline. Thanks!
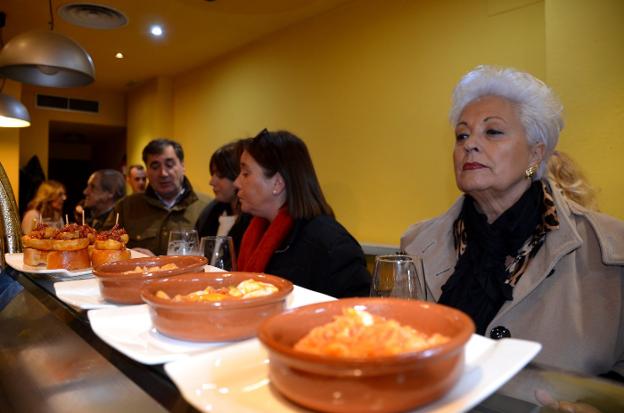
92;255;207;304
141;272;293;342
257;297;475;413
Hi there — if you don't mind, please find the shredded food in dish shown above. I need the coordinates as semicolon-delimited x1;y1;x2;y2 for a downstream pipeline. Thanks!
156;279;278;302
124;263;179;274
294;307;450;358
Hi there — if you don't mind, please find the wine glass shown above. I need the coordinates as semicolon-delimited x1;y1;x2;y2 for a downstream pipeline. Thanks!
167;229;200;256
370;254;425;299
200;235;237;271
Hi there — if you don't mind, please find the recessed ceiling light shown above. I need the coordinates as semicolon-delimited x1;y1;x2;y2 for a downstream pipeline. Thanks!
59;3;128;30
150;25;163;37
115;52;124;59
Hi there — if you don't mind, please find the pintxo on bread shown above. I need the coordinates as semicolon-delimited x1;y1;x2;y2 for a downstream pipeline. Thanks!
22;222;56;267
22;221;132;271
47;223;91;270
92;224;131;268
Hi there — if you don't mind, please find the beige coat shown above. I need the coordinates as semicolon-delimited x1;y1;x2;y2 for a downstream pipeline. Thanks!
401;181;624;377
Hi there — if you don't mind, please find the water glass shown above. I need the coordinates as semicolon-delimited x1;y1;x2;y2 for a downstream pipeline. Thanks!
167;229;200;256
370;255;425;299
200;235;237;271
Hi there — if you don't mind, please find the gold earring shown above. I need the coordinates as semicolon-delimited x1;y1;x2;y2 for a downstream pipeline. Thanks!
525;165;538;179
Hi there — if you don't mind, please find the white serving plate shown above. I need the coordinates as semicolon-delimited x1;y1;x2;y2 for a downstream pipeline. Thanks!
5;249;149;278
87;285;335;365
55;278;112;309
54;264;225;310
5;252;93;277
164;335;541;413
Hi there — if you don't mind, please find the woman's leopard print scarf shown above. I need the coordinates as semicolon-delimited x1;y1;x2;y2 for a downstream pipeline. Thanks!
453;180;560;288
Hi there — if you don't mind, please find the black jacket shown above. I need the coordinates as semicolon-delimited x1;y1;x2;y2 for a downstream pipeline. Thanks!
265;215;371;298
195;200;251;254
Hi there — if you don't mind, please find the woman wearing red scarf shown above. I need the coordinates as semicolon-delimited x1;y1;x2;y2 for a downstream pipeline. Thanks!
234;129;371;298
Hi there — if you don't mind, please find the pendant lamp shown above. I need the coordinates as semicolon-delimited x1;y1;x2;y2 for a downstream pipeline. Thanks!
0;93;30;127
0;1;95;88
0;30;95;88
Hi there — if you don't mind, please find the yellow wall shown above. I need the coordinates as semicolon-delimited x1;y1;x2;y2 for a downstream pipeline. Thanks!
126;77;174;167
9;1;619;246
545;0;624;217
19;85;126;175
0;80;22;200
125;0;624;246
168;0;545;245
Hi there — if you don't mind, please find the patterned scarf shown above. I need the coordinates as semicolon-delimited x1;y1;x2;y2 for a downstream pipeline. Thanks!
237;207;294;272
439;180;559;334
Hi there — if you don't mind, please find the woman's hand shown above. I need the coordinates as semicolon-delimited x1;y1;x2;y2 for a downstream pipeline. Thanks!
535;389;602;413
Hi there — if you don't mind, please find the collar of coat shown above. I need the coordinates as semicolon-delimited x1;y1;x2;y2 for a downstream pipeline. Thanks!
143;176;199;211
400;179;624;309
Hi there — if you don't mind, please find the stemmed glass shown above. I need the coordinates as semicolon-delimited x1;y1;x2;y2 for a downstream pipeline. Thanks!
167;229;200;256
200;235;237;271
370;254;425;299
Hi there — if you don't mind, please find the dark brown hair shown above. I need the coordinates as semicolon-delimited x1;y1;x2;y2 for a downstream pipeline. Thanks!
244;129;333;219
210;141;243;181
142;138;184;163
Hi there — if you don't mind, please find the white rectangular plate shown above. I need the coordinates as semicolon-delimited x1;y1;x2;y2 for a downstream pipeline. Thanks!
88;285;335;365
55;278;112;309
164;335;541;413
5;249;148;278
5;252;92;277
54;264;225;310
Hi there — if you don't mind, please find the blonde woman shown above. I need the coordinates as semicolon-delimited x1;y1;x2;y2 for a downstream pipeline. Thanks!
547;150;598;210
21;180;67;234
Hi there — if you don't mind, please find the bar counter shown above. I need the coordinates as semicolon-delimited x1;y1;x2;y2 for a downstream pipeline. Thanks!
1;268;621;413
0;269;198;412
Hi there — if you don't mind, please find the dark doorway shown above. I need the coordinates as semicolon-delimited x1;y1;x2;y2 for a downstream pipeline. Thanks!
48;121;126;222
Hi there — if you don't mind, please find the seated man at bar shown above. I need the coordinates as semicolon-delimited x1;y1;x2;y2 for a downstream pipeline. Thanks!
126;164;147;194
80;169;126;230
105;139;208;255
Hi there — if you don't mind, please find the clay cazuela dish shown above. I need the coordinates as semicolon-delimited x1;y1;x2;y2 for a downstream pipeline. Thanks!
92;255;207;304
257;297;474;413
141;271;293;342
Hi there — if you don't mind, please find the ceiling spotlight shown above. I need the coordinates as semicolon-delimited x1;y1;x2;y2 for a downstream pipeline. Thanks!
150;25;163;37
115;52;124;59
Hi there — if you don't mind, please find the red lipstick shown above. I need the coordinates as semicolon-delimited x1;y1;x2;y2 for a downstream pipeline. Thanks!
463;162;485;170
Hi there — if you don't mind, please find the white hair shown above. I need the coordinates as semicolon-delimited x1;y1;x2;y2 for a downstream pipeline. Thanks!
449;65;564;179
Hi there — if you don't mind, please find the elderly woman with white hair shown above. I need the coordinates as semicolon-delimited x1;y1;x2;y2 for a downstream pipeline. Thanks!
401;66;624;385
